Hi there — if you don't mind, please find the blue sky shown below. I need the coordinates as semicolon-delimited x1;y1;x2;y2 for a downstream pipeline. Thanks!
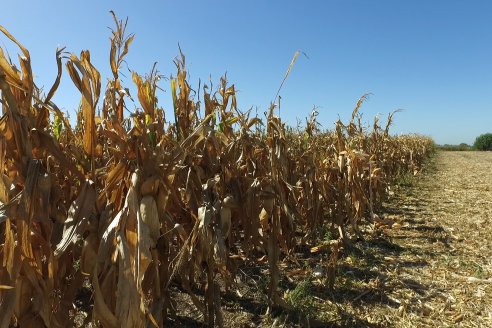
1;0;491;144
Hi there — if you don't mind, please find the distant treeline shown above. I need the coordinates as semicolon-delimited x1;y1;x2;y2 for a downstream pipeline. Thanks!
438;133;492;151
437;143;473;151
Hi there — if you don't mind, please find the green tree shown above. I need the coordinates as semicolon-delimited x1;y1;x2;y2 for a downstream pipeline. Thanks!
473;133;492;151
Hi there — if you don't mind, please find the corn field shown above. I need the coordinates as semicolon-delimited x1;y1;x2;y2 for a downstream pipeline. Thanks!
0;15;433;328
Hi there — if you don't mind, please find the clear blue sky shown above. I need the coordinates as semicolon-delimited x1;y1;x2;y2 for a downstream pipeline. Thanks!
1;0;491;144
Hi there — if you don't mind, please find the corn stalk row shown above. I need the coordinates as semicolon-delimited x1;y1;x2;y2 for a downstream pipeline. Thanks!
0;16;433;328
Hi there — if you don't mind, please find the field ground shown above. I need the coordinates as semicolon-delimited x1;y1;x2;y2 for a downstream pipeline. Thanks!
316;150;492;328
160;151;492;328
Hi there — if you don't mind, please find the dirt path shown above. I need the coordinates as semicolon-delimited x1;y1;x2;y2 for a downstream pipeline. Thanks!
342;151;492;327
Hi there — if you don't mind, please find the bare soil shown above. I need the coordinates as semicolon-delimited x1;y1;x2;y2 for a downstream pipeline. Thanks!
159;151;492;327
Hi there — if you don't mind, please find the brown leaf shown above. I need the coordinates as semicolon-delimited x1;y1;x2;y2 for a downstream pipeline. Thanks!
54;180;96;257
44;47;65;104
2;218;15;277
66;51;101;157
93;264;120;328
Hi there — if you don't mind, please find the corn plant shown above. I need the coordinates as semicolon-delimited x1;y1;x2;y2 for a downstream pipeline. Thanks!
0;15;434;328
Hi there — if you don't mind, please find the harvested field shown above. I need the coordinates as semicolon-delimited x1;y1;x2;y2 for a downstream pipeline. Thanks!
369;151;492;327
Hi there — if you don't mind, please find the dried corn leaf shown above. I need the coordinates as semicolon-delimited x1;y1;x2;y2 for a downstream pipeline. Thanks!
54;180;96;257
66;51;100;156
93;263;120;328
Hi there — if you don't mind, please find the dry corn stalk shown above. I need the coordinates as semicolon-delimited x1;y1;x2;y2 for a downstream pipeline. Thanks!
0;14;434;328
